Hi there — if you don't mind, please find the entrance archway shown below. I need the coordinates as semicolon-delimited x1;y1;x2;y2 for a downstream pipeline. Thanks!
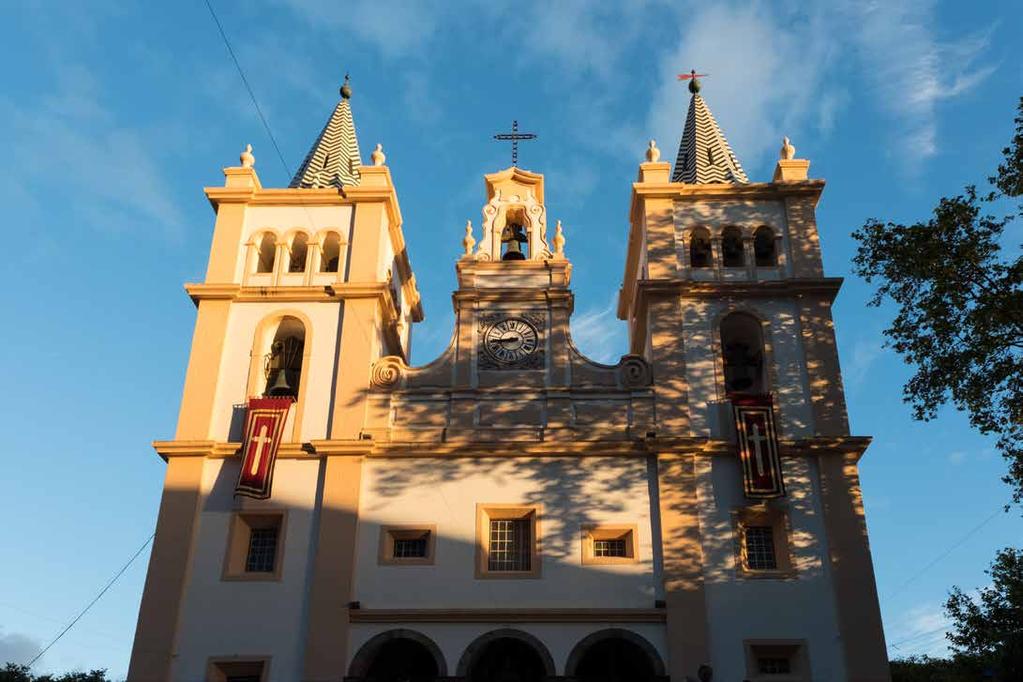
565;629;665;682
457;629;555;682
348;629;446;681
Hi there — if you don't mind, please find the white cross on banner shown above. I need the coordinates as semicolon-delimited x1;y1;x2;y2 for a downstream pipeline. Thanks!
235;397;294;499
732;395;785;499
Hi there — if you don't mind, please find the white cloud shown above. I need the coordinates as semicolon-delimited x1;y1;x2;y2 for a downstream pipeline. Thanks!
846;335;885;389
276;0;439;58
0;629;41;668
570;292;627;364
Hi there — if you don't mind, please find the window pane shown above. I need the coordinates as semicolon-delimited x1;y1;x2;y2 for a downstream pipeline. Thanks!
745;525;777;570
758;656;792;674
488;518;531;571
245;527;278;573
593;537;628;557
393;534;428;558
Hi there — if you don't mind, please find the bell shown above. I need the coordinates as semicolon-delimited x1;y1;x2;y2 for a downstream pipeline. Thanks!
267;368;292;397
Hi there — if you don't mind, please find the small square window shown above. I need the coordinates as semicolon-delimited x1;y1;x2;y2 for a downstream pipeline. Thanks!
744;642;808;681
223;512;285;581
378;525;436;565
207;658;268;682
581;525;639;565
476;505;541;579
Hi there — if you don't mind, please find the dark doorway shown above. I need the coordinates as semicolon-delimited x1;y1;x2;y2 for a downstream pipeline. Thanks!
574;636;656;682
363;637;440;682
467;636;547;682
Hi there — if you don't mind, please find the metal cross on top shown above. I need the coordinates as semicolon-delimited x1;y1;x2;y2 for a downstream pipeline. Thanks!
493;120;537;167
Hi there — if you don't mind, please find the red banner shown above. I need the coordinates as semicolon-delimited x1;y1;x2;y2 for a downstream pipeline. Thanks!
732;395;785;499
235;397;293;499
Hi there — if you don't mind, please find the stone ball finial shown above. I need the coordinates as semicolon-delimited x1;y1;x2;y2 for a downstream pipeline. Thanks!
780;136;796;160
371;143;386;166
462;219;476;257
340;73;352;99
688;70;702;94
646;139;661;163
240;143;255;168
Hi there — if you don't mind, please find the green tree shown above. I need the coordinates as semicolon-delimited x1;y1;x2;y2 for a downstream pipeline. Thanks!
889;655;964;682
0;665;112;682
852;97;1023;502
944;547;1023;680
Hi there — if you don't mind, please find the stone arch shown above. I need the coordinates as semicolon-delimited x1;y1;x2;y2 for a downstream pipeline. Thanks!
314;228;344;273
283;229;310;273
455;628;556;679
687;225;713;268
347;628;448;678
254;230;278;273
245;310;314;441
564;628;666;678
753;224;778;266
720;224;745;267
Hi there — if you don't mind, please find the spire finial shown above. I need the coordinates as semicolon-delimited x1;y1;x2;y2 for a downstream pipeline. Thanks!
677;69;707;94
340;73;352;100
553;220;566;259
462;220;476;258
240;143;255;168
371;143;386;166
780;136;796;160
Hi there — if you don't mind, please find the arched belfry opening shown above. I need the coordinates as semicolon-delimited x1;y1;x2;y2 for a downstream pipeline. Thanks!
469;167;553;262
720;311;766;395
263;317;305;399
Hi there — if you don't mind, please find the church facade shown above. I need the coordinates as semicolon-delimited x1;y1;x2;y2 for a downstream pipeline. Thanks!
127;76;890;682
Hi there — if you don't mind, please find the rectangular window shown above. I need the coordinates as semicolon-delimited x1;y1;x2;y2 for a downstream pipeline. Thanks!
488;518;531;571
394;535;428;558
581;525;639;565
593;538;628;557
476;505;541;579
245;527;279;573
378;526;436;565
744;642;807;680
744;526;777;571
222;512;285;581
207;658;268;682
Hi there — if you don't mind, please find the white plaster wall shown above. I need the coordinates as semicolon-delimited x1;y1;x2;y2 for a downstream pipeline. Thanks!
171;458;323;682
236;205;353;283
209;301;341;442
354;457;661;609
348;622;667;677
681;298;815;439
697;454;846;681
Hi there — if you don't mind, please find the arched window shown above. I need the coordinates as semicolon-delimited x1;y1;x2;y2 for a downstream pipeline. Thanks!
320;232;341;273
689;227;712;268
348;630;446;680
566;630;665;682
263;317;305;399
256;233;276;273
288;233;309;273
754;226;777;266
721;226;745;268
721;312;766;395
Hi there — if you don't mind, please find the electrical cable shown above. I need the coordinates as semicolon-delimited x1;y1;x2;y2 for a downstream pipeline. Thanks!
26;533;154;668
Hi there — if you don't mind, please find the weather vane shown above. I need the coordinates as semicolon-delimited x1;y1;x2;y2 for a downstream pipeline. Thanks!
677;69;709;93
493;120;537;167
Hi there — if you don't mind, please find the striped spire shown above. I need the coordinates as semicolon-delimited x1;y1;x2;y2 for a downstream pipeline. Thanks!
671;85;748;184
290;75;362;189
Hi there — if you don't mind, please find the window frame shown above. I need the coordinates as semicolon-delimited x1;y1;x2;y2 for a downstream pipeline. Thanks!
475;504;541;579
222;510;287;582
743;640;810;682
580;524;640;566
378;524;437;566
733;505;794;579
206;656;271;682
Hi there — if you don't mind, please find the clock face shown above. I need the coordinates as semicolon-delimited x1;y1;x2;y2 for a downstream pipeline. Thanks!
483;317;540;364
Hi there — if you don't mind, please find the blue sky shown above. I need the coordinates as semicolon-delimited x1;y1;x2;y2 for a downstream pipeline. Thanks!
1;1;1021;677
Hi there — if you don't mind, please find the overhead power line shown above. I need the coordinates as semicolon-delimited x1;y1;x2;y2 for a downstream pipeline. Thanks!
203;0;292;178
26;533;155;668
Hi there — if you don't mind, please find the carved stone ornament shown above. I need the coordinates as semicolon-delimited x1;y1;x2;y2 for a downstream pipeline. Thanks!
618;354;653;388
476;189;551;261
478;312;546;370
370;355;406;389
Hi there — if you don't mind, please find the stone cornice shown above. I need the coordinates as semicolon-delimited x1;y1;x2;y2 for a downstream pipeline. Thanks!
152;435;872;462
349;608;666;624
634;276;843;302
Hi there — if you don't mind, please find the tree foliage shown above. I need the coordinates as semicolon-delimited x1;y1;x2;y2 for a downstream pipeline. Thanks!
0;665;112;682
944;547;1023;680
852;97;1023;502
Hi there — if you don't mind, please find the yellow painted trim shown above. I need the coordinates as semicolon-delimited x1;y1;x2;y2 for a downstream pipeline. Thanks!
377;524;437;566
348;608;666;623
580;524;641;565
475;504;542;579
732;505;797;579
221;510;288;582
